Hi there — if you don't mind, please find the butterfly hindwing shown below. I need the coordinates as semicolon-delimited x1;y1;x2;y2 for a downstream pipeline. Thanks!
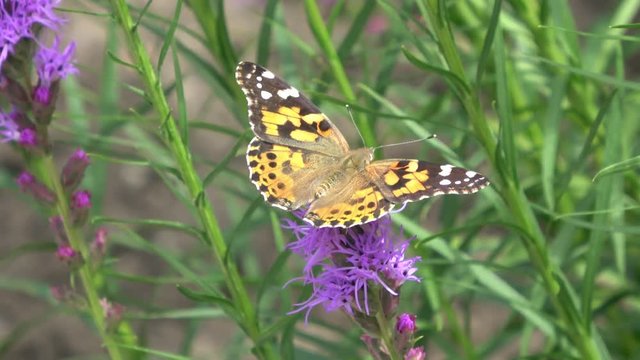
246;137;319;210
304;172;395;228
367;160;490;203
235;62;349;157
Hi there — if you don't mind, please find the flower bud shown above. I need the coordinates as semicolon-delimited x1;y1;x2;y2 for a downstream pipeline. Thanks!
91;228;108;259
32;81;59;124
396;313;417;334
70;190;91;226
56;244;80;267
61;149;90;191
16;171;56;205
18;128;38;148
404;347;426;360
100;298;125;331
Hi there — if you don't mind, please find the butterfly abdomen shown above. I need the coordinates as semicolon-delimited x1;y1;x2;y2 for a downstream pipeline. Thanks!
314;171;345;199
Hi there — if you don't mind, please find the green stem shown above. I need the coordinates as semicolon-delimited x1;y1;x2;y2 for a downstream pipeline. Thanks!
375;308;401;360
423;0;599;359
35;154;125;360
107;1;276;359
303;0;377;148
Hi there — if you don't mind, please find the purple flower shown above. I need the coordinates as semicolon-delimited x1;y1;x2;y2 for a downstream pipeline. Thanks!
284;215;421;320
0;111;20;142
33;37;76;104
0;0;63;70
7;0;62;29
396;313;417;334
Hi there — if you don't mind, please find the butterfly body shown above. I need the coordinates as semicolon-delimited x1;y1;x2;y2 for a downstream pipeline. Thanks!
236;61;489;228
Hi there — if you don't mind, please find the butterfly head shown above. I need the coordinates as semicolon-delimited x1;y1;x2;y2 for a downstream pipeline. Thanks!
346;148;374;170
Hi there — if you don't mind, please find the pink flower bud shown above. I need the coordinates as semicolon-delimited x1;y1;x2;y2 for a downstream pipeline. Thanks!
16;171;56;205
91;228;108;258
56;244;78;264
396;313;417;334
71;190;91;226
404;347;426;360
61;149;90;191
100;298;124;330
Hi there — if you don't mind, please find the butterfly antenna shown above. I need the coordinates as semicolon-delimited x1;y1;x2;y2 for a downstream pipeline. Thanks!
372;134;437;153
345;104;367;147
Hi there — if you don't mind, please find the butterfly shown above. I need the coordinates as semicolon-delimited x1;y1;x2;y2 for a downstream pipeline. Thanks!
235;61;489;228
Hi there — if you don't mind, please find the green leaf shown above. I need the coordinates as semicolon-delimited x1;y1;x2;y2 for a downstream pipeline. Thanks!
476;0;502;84
156;0;182;71
172;43;189;143
541;75;567;210
402;47;470;95
592;155;640;182
176;285;233;308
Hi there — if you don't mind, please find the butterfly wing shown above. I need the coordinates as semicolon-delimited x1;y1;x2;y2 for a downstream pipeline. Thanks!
247;137;346;211
236;61;350;157
304;172;395;228
366;160;489;203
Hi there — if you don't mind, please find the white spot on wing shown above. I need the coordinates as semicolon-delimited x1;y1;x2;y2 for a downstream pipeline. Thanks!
465;170;477;178
439;164;453;177
262;70;275;79
272;203;288;210
277;87;300;99
256;83;262;89
439;179;451;186
256;76;262;82
261;91;272;99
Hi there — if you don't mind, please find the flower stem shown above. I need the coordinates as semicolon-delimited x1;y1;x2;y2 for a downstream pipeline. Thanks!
34;154;126;360
375;301;401;360
107;1;276;358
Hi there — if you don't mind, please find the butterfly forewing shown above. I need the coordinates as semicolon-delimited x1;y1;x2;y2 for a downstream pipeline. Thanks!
235;62;349;156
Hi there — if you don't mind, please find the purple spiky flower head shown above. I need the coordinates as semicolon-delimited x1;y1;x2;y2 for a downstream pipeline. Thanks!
0;0;63;71
33;37;77;104
284;214;421;321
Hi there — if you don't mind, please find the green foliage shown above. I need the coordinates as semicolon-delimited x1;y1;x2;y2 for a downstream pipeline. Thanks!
3;0;640;359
